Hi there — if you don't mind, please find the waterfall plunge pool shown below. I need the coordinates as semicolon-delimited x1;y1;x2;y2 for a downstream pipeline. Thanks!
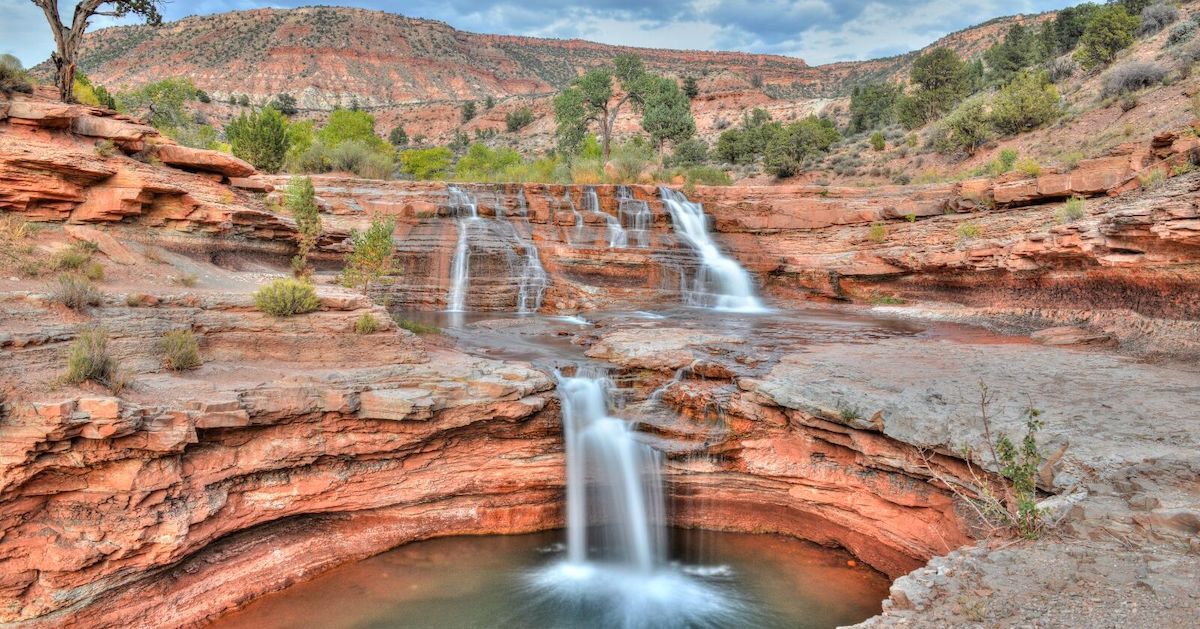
210;529;890;629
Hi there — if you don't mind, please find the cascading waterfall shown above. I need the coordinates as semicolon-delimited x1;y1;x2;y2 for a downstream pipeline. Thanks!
528;370;744;628
617;186;652;248
511;222;548;314
446;187;479;313
659;187;766;313
584;187;628;248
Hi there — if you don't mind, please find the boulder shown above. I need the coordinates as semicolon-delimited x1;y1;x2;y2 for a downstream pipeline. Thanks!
229;177;275;193
64;225;140;265
1030;326;1116;347
5;100;75;127
155;144;256;178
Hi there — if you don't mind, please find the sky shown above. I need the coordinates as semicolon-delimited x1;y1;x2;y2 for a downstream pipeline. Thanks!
2;0;1072;69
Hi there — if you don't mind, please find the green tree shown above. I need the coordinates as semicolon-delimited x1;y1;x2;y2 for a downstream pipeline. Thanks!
461;100;477;122
226;107;290;173
454;143;522;180
269;93;297;116
553;53;648;160
763;116;839;178
1048;3;1101;54
640;76;695;159
682;76;699;99
237;94;250;107
714;108;777;164
984;23;1048;85
340;216;399;294
848;81;900;133
399;147;453;179
388;125;408;147
1074;4;1138;69
484;95;495;109
30;0;164;102
72;71;115;108
869;131;886;151
505;106;534;132
897;47;970;129
990;71;1061;135
116;76;200;130
285;176;321;276
317;108;387;151
938;98;991;154
668;137;708;166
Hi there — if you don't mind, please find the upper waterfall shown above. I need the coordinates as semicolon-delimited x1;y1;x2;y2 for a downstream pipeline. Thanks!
659;187;766;313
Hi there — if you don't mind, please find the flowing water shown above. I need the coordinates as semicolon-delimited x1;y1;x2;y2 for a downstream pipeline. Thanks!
659;187;766;313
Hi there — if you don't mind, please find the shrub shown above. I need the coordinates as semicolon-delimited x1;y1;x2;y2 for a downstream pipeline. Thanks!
1138;3;1178;36
83;261;104;281
1046;56;1077;82
867;223;887;243
50;274;102;310
65;327;119;387
94;139;117;158
454;143;523;181
399;147;453;179
1102;62;1166;97
1016;158;1042;177
848;82;901;133
268;93;297;116
353;312;379;334
287;176;322;275
328;140;394;179
956;222;982;239
936;98;991;154
394;317;439;335
1056;196;1086;223
608;140;656;182
316;109;389;152
226;107;290;173
1166;21;1197;46
835;399;863;422
460;100;477;122
54;242;96;271
680;165;732;186
1139;168;1167;189
764;116;839;178
991;72;1061;135
998;148;1019;173
160;329;201;371
1075;5;1139;69
0;54;33;94
340;216;400;293
668;137;709;167
173;273;199;287
505;107;535;132
869;131;886;151
126;293;154;307
389;126;409;147
253;278;320;316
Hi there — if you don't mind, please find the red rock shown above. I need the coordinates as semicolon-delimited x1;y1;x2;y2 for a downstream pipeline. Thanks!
155;144;256;178
229;177;275;192
64;225;140;264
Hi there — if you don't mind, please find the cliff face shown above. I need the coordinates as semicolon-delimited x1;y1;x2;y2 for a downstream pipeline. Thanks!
2;95;1199;628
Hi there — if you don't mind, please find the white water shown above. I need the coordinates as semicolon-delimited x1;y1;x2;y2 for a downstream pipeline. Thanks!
531;371;743;628
447;218;475;312
617;186;653;248
659;187;766;313
584;187;628;248
445;185;547;313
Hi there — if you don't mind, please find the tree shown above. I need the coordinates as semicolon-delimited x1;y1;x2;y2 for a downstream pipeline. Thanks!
639;76;695;160
848;81;901;133
763;116;839;178
226;107;290;173
668;137;708;166
990;71;1061;135
682;76;699;99
553;53;648;160
1074;4;1138;69
897;47;970;129
237;94;250;107
869;131;886;151
398;147;453;179
984;23;1047;85
388;125;408;147
340;216;399;294
1048;3;1100;54
317;108;387;151
505;107;534;132
116;76;200;131
72;71;115;108
285;176;321;276
31;0;163;102
484;95;495;109
937;98;991;154
460;100;477;122
269;93;297;116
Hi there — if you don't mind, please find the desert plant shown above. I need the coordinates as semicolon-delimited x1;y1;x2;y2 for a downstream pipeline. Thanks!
1046;56;1077;82
869;294;906;305
83;261;104;281
1056;196;1086;223
64;326;120;387
340;216;400;294
0;53;33;94
1166;21;1197;46
286;176;321;276
869;131;886;151
835;399;863;422
399;147;453;180
50;274;102;310
505;107;535;132
1075;5;1139;69
394;317;440;335
226;107;290;173
353;312;379;335
1138;3;1178;36
936;98;991;155
1139;168;1167;189
53;242;97;271
160;329;201;371
125;292;154;307
956;222;982;239
253;278;320;316
1101;62;1166;97
867;223;887;243
94;139;117;158
990;72;1061;135
1015;158;1042;177
173;273;199;287
460;100;477;122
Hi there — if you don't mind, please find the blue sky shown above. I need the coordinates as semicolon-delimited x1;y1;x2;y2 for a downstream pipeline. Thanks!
2;0;1071;69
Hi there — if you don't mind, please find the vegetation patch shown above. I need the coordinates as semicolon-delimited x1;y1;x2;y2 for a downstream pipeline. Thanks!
254;278;320;316
160;329;202;371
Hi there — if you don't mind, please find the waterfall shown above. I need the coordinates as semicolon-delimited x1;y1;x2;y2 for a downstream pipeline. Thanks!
447;219;475;312
529;369;746;628
583;187;628;248
557;372;664;572
659;187;766;313
512;222;548;314
618;186;652;248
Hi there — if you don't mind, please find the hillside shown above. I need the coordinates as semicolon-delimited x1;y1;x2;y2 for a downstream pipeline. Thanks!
58;6;1043;146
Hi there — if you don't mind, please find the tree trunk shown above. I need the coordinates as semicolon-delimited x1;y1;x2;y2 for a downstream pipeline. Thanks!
54;52;75;102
